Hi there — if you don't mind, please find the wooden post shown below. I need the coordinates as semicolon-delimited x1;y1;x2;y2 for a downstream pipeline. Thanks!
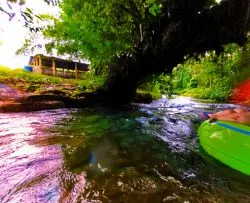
52;59;56;76
38;56;42;74
75;63;78;79
34;57;38;73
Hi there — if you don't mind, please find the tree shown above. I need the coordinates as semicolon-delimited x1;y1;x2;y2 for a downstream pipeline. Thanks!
43;0;152;66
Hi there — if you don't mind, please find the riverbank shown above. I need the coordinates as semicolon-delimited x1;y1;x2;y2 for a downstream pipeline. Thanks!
0;85;154;113
0;67;153;112
0;67;89;112
0;83;78;112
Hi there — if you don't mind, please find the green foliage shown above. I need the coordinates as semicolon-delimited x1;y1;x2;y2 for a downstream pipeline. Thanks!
137;73;172;96
136;89;162;100
43;0;132;65
171;43;248;101
146;0;162;16
138;42;249;102
78;70;108;91
42;0;169;66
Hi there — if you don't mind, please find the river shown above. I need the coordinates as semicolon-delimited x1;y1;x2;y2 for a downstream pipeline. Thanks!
0;97;250;203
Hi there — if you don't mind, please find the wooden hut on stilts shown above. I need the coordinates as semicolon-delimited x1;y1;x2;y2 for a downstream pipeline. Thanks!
28;54;89;79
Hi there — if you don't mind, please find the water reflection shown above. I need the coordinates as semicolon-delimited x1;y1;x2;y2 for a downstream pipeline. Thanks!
0;98;250;202
0;110;70;203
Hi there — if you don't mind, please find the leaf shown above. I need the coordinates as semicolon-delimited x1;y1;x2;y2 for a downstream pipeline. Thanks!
21;12;28;22
26;7;33;14
19;0;25;6
22;11;33;21
35;14;44;21
7;2;12;10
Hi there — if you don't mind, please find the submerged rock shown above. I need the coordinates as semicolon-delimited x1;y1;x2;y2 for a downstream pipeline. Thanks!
0;100;66;113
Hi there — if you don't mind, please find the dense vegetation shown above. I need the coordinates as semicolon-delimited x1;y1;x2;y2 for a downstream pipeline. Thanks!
139;42;250;102
2;0;249;105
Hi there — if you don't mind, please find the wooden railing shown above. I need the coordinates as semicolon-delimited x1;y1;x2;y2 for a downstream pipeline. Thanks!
29;55;89;79
32;65;86;79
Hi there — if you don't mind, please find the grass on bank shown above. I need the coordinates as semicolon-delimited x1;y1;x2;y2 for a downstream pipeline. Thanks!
0;66;104;97
0;66;162;101
136;89;162;100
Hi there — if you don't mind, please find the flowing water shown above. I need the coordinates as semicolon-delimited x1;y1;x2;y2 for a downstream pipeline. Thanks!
0;97;250;203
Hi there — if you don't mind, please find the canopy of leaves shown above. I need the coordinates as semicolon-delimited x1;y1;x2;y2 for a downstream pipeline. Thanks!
44;0;217;65
44;0;159;66
43;0;249;67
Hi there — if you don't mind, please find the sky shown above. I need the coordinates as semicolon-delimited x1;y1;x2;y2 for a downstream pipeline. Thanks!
0;0;59;69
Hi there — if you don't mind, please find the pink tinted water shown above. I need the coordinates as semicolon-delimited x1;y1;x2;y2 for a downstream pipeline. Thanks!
0;109;86;203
